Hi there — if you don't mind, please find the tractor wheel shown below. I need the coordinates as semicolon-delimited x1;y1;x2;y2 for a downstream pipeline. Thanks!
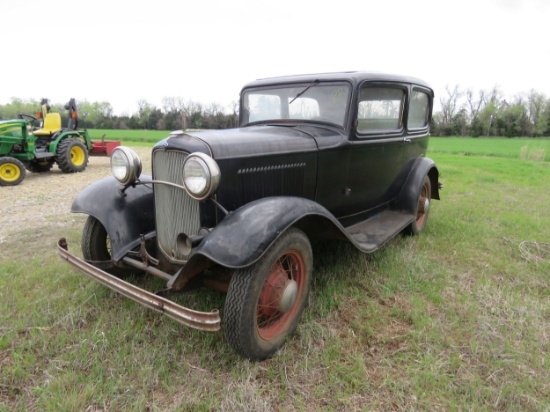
0;157;26;186
405;175;431;235
56;138;88;173
224;228;312;360
26;160;54;173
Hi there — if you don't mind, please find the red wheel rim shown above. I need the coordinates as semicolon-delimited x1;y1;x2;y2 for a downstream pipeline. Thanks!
416;182;429;227
256;250;305;340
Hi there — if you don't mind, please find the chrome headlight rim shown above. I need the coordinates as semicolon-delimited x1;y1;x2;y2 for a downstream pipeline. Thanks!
111;146;142;185
182;152;220;200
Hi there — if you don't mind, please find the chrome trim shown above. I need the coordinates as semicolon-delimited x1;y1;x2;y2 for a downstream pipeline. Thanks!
153;150;201;262
57;238;220;332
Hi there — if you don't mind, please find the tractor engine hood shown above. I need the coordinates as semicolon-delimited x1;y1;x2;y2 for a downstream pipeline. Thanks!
157;125;328;160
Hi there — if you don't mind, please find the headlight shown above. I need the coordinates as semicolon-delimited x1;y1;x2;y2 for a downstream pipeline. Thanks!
182;152;220;200
111;146;142;185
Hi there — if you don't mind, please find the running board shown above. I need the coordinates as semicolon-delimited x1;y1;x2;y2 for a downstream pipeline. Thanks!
57;238;221;332
345;210;414;253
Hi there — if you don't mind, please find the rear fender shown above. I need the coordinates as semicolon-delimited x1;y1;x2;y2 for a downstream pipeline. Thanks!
72;176;155;261
169;197;343;290
393;156;439;213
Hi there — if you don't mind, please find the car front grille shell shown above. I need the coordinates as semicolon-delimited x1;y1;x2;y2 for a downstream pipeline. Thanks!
152;149;200;262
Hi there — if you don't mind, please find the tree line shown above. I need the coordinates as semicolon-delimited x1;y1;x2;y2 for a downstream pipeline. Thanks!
0;97;238;131
1;88;549;137
433;86;549;137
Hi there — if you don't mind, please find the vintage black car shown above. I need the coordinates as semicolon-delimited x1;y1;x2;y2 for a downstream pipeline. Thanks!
58;71;440;360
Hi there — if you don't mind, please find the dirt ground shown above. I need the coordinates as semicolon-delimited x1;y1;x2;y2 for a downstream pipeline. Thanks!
0;147;152;249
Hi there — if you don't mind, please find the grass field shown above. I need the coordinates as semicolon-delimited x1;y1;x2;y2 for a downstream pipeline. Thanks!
91;128;550;162
1;138;549;411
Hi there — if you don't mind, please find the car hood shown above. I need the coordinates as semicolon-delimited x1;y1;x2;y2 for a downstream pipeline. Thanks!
160;125;344;160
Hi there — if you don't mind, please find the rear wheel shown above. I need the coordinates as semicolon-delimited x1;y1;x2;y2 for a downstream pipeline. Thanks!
0;157;26;186
405;175;431;235
224;228;312;360
56;138;88;173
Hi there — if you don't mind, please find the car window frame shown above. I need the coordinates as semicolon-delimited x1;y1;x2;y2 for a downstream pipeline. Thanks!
406;86;433;134
354;82;408;139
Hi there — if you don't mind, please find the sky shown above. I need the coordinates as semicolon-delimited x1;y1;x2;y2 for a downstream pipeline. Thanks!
1;0;549;115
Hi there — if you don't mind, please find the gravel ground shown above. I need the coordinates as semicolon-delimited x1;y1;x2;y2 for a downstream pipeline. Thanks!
0;146;152;248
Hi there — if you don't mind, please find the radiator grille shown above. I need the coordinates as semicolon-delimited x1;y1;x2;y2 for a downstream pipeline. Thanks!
153;150;200;262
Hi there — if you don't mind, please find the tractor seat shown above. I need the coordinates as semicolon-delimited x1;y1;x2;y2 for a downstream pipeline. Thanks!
33;113;62;136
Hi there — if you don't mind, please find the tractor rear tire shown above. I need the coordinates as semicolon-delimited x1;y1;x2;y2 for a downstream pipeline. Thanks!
26;160;54;173
56;138;88;173
0;157;26;186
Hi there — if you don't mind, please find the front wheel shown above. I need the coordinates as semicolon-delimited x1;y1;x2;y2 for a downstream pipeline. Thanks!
0;157;26;186
81;216;131;277
82;216;112;261
56;138;88;173
224;228;312;360
405;175;431;235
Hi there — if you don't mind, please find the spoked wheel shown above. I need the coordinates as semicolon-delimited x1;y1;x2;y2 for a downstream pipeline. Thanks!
405;175;431;235
81;216;133;277
0;157;26;186
56;138;88;173
82;216;112;261
224;228;312;360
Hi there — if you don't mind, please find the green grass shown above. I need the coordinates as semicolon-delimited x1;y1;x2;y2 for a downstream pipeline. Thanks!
88;129;171;145
429;136;550;162
1;139;549;410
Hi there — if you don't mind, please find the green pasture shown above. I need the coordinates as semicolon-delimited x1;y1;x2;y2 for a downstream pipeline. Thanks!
1;138;549;411
429;136;549;162
91;129;550;162
89;129;171;145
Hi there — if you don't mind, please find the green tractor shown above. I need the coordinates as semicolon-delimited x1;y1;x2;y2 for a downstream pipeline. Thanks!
0;99;119;186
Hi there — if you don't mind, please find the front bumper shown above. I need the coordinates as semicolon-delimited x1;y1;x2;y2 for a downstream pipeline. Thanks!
57;238;221;332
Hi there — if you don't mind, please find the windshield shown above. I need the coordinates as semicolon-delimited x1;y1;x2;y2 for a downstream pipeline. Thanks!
241;82;351;128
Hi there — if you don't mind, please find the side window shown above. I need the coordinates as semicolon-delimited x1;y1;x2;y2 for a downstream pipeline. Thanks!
408;90;430;129
357;87;405;134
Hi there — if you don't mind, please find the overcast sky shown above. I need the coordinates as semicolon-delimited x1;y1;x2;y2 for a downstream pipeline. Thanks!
1;0;548;115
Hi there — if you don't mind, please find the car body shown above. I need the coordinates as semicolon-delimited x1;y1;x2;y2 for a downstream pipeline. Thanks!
58;71;440;360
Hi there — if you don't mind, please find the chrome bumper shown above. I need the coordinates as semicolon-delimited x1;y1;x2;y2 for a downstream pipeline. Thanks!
57;238;221;332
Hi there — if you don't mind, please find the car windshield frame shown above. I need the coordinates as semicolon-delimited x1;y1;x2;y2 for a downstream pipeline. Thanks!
240;81;352;129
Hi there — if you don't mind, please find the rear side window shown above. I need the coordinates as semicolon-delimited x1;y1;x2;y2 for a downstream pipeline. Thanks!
357;87;405;134
408;90;430;129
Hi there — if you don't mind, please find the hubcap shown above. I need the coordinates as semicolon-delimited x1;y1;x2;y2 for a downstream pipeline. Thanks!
71;146;85;166
0;163;20;182
279;280;298;313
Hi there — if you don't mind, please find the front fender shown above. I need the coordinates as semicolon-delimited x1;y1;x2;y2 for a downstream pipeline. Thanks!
72;176;155;261
169;197;342;290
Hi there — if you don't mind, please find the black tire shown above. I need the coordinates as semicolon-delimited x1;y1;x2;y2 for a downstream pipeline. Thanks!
405;175;431;235
82;216;111;261
224;228;312;360
0;157;26;186
82;216;130;277
26;160;54;173
56;138;88;173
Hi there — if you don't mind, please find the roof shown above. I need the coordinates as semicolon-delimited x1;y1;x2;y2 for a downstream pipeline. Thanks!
241;71;432;92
